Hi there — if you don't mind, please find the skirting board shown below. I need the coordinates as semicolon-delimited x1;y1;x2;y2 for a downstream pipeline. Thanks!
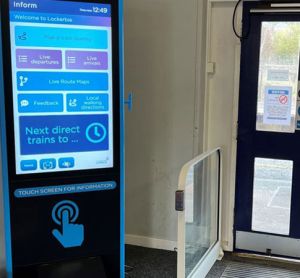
125;234;177;251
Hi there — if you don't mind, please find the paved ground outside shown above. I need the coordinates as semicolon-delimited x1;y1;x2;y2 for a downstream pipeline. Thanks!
252;158;293;235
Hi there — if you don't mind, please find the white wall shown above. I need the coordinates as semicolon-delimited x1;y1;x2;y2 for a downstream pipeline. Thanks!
124;0;240;252
124;0;205;247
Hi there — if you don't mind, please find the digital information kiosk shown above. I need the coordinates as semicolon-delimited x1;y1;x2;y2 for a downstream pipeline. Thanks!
0;0;124;277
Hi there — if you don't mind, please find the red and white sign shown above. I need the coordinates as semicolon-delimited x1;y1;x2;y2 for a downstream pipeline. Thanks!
263;86;292;126
279;95;288;105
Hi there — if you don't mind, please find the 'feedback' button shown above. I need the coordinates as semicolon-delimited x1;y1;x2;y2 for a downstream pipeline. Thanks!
18;94;63;113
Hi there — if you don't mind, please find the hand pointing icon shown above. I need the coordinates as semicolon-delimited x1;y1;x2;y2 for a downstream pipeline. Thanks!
52;201;84;248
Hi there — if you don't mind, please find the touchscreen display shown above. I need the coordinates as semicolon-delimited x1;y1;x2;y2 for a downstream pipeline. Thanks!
9;0;114;174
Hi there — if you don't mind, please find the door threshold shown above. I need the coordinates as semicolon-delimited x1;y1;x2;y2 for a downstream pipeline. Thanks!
233;252;300;266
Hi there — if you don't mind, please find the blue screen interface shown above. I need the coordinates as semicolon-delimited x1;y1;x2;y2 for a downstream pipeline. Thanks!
9;0;114;174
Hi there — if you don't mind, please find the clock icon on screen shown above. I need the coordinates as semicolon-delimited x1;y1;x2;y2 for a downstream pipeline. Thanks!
85;123;107;143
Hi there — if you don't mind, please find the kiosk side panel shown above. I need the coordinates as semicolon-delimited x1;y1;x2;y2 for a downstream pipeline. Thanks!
0;8;12;277
119;0;125;276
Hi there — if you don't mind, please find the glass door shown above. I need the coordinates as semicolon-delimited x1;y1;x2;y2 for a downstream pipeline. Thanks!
235;2;300;258
177;149;221;277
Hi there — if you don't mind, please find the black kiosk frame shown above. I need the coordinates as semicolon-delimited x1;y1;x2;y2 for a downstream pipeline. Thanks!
0;0;125;277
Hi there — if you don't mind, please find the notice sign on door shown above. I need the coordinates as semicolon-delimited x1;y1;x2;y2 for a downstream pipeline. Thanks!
263;86;292;126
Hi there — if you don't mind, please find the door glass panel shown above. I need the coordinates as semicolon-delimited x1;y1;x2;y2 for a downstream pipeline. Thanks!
185;152;219;277
256;22;300;133
252;158;293;235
